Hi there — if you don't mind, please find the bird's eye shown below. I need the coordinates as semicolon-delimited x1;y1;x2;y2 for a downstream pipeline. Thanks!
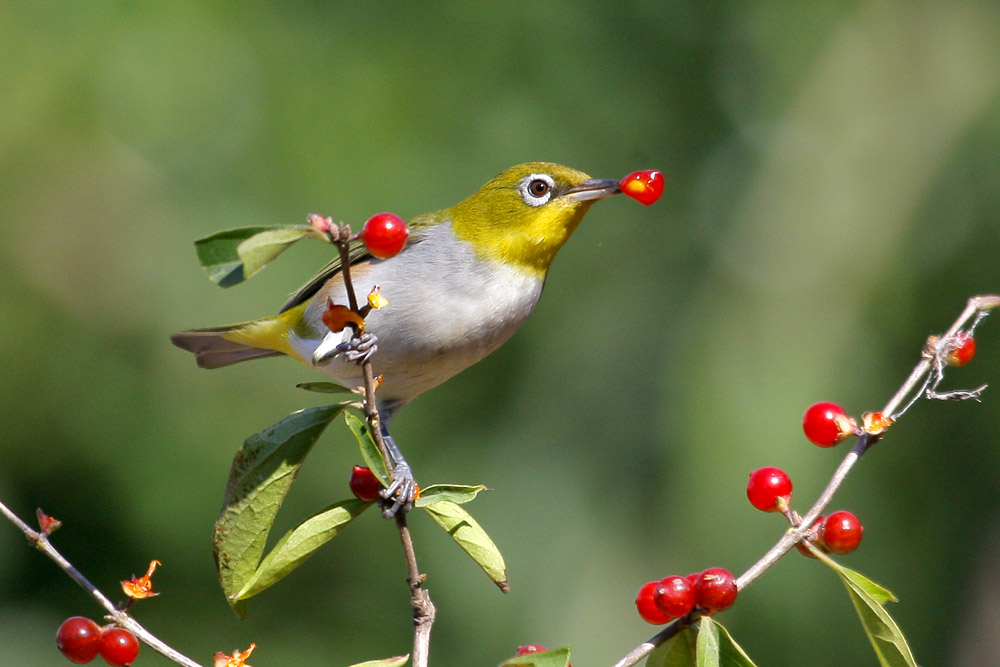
518;174;555;207
529;179;549;196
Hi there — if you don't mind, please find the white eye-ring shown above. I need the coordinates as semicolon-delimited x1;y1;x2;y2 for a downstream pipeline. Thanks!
518;173;555;207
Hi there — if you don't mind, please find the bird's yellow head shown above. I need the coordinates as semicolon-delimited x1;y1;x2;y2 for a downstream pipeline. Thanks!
443;162;621;276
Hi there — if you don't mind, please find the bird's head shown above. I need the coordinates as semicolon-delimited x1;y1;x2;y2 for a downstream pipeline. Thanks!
444;162;621;275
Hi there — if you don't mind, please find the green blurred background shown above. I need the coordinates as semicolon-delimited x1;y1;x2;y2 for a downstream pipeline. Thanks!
2;1;999;665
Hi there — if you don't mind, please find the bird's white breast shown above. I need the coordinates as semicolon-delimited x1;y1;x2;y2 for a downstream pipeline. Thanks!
289;222;545;404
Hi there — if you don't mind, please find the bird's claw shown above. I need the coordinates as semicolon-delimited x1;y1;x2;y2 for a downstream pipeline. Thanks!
380;463;417;518
336;332;378;365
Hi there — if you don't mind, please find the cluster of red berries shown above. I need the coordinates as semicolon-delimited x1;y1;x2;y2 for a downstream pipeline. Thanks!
57;618;139;666
635;568;738;625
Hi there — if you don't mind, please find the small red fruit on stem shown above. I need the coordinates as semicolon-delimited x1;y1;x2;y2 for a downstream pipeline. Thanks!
99;628;140;666
802;402;855;447
945;332;975;367
635;580;672;624
56;617;102;664
653;575;696;619
746;467;793;512
619;170;664;205
820;510;864;554
361;212;409;259
349;465;382;502
692;568;738;612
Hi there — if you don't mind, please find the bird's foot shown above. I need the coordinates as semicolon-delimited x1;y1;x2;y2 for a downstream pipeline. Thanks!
380;462;417;518
337;332;378;365
312;331;378;366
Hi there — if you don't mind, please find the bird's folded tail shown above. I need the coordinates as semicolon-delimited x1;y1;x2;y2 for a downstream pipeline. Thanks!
171;306;310;369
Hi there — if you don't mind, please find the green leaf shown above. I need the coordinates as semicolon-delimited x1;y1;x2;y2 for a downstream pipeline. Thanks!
194;225;315;287
414;484;489;507
232;498;371;600
345;411;389;486
695;617;757;667
296;381;354;395
645;627;697;667
213;403;348;618
838;570;916;666
421;499;508;592
839;566;898;606
346;657;409;667
237;226;317;281
806;542;917;667
499;647;571;667
810;549;915;666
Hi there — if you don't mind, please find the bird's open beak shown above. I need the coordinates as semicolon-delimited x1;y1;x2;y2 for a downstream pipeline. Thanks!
564;178;621;202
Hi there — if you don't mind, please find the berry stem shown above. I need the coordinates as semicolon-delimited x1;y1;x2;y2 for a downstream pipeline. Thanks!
0;499;205;667
333;228;435;667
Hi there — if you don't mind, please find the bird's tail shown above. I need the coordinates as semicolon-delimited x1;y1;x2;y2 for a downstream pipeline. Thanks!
171;305;309;369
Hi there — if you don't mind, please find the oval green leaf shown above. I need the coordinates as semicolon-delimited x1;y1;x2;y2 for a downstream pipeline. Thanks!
347;657;409;667
696;617;757;667
838;569;916;666
296;381;354;394
345;411;390;486
236;226;317;281
232;498;371;600
414;484;489;507
421;499;508;592
195;225;316;287
213;402;348;617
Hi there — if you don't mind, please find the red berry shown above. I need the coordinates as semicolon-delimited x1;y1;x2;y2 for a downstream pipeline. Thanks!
516;645;547;655
619;170;664;206
635;580;672;624
361;212;409;259
746;467;793;512
802;402;855;447
946;332;975;367
99;628;139;667
653;575;696;619
349;465;382;502
692;568;738;612
820;510;864;555
56;617;102;664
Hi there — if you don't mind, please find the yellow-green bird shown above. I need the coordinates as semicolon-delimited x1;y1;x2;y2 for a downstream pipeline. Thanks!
172;162;625;515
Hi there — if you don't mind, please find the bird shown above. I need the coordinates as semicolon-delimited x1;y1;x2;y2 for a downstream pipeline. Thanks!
172;162;624;516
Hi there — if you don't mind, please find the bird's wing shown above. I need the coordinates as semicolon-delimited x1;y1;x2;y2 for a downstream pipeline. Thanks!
279;240;372;312
279;218;434;312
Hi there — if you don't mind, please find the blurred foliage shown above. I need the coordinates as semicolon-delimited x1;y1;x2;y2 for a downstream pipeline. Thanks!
2;1;999;665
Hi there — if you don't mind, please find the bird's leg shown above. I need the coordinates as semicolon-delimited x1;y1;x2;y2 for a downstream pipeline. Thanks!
376;405;418;518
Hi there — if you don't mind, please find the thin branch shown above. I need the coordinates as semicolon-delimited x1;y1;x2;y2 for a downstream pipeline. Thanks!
334;230;435;667
0;499;206;667
608;295;999;666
